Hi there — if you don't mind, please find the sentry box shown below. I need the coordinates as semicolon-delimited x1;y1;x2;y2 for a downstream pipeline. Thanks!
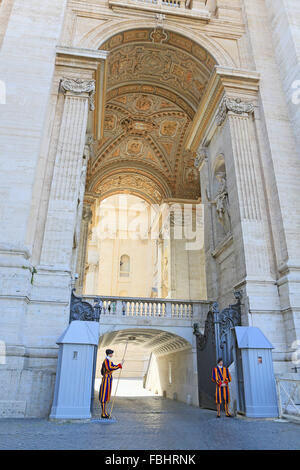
50;320;99;420
233;326;278;418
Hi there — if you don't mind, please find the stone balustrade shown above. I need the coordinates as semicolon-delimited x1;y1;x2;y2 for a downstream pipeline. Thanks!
82;294;209;321
107;0;211;20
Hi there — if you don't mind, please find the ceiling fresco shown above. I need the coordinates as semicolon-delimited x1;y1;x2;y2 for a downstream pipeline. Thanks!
86;29;216;203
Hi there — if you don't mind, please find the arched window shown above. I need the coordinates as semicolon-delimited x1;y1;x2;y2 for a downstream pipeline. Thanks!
120;254;130;277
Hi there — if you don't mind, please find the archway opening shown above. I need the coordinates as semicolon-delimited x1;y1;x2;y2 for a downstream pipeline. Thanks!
75;27;218;414
84;193;158;298
77;27;216;300
93;327;196;417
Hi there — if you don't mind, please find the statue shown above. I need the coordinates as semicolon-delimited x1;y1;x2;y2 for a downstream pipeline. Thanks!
207;172;231;235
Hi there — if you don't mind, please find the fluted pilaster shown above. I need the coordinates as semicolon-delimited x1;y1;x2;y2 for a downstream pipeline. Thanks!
40;78;95;269
224;103;271;278
75;205;93;294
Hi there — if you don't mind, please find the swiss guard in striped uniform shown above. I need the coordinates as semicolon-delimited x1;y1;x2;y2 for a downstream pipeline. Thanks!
99;349;123;419
212;358;233;418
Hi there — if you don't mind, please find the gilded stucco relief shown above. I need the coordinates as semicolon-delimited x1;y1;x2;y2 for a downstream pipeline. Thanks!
85;29;215;203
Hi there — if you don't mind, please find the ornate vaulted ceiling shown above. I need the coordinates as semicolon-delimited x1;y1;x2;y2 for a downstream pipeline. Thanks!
86;29;216;204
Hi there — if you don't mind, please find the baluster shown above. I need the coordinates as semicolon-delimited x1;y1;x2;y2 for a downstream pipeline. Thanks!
165;302;171;318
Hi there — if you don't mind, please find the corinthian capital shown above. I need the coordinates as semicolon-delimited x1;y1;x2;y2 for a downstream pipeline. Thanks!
60;78;96;110
216;96;254;126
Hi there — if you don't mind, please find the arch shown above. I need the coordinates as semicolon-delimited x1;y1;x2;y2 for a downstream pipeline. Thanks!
87;165;173;203
98;326;194;353
78;19;237;68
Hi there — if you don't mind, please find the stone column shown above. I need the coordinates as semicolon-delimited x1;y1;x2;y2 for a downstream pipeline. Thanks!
40;78;95;270
186;67;288;369
75;204;93;295
157;236;164;298
85;261;100;295
195;148;218;301
71;137;95;276
242;0;300;369
215;96;278;317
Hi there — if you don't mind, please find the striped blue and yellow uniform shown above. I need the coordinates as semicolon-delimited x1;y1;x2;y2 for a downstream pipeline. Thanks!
99;358;122;417
212;366;231;404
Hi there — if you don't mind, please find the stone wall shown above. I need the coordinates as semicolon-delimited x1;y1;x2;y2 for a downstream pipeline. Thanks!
145;346;199;406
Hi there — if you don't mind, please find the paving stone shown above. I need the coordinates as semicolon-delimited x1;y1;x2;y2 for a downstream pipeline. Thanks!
0;397;299;450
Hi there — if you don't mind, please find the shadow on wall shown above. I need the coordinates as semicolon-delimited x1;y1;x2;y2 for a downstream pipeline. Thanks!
145;348;197;405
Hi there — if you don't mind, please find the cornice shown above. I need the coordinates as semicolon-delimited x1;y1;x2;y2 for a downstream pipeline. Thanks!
56;46;109;61
185;66;260;151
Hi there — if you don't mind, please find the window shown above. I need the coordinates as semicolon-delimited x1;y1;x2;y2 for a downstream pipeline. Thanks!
120;254;130;277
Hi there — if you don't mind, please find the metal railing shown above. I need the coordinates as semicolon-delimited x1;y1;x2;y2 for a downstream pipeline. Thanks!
276;376;300;420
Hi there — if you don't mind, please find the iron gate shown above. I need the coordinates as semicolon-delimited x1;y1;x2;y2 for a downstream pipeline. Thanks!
193;292;242;410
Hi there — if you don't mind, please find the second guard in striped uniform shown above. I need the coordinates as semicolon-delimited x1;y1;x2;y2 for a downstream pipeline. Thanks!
212;357;233;418
99;349;123;419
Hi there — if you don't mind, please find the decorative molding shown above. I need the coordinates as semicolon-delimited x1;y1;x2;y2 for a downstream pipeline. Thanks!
194;147;208;171
211;234;233;258
70;289;101;322
60;78;96;110
216;96;254;126
56;46;109;61
185;67;260;152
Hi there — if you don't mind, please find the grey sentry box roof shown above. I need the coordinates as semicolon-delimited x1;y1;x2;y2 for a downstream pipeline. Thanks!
235;326;274;350
233;327;278;418
50;321;100;420
56;320;99;346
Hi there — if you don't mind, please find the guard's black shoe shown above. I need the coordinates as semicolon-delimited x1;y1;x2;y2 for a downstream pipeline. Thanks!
217;414;221;418
226;414;233;418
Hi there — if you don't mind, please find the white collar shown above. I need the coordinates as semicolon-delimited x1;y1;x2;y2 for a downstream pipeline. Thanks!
106;356;113;361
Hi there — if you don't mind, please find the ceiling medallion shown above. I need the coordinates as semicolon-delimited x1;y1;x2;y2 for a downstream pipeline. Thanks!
121;117;158;135
150;27;168;44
